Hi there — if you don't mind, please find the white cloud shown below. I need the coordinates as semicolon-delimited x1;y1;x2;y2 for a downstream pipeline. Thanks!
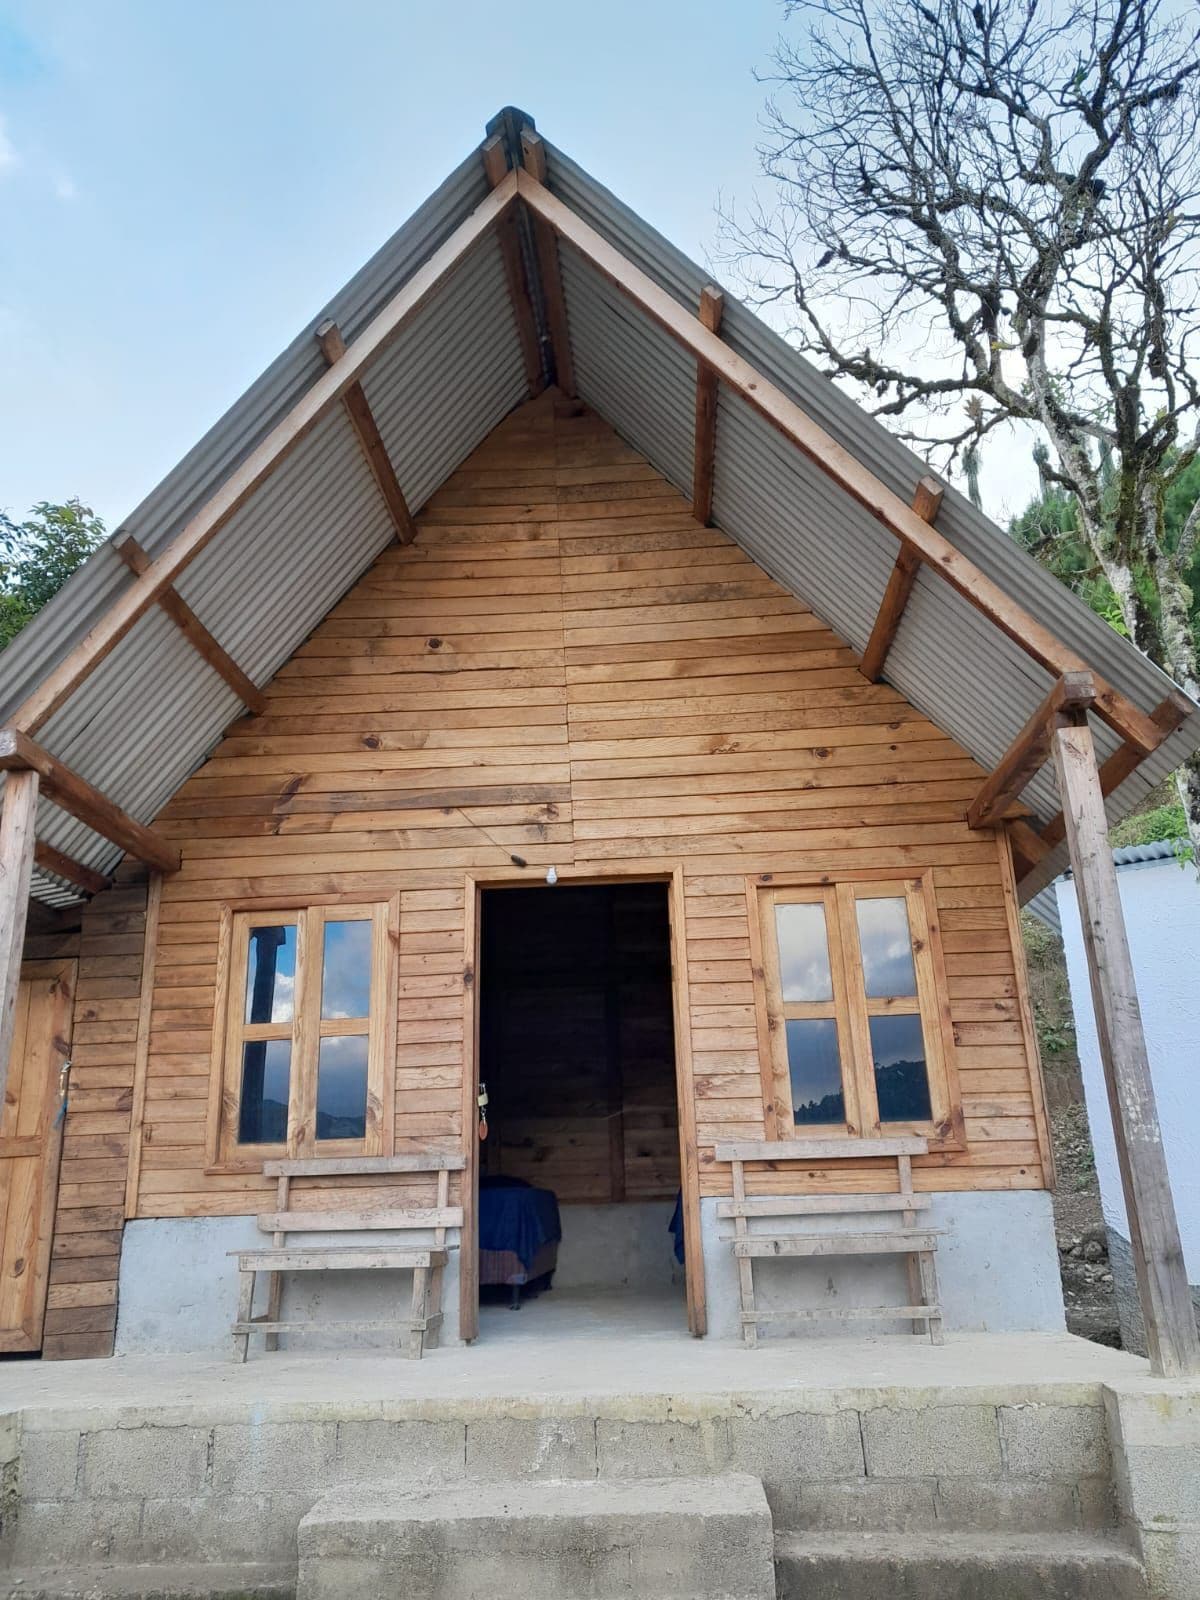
0;114;18;174
53;173;77;201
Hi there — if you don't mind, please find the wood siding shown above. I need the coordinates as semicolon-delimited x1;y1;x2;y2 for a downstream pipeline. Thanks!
128;390;1051;1222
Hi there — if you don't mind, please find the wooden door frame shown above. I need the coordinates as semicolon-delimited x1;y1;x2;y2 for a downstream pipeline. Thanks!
0;957;76;1353
459;864;706;1341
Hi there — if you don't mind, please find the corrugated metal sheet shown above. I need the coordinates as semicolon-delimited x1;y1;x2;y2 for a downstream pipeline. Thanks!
1;114;1198;910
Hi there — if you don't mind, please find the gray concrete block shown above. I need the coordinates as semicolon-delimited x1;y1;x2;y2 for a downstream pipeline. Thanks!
11;1496;144;1566
594;1417;730;1477
18;1430;81;1501
465;1416;595;1479
82;1425;209;1500
862;1404;1002;1478
1137;1529;1200;1600
726;1408;864;1484
778;1477;939;1532
296;1473;776;1600
934;1476;1081;1532
1076;1474;1117;1531
334;1419;464;1485
138;1493;294;1565
1000;1403;1109;1480
211;1420;336;1498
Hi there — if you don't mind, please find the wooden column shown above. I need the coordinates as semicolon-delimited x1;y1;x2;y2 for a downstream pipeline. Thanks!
1052;709;1200;1376
0;770;39;1117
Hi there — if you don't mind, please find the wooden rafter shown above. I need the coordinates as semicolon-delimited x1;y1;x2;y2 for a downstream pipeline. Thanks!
114;536;265;712
967;673;1096;831
514;166;1168;762
9;171;519;736
859;476;943;683
316;320;416;545
691;285;724;526
1052;707;1199;1376
33;840;112;897
519;130;576;398
0;729;181;873
481;135;542;392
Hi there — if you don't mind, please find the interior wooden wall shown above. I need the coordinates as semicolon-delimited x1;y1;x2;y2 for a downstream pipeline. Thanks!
124;389;1051;1223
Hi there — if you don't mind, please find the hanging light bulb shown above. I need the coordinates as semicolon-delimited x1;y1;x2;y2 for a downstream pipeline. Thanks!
545;866;558;885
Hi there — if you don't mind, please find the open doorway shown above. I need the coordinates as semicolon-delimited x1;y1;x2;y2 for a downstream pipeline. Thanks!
474;881;686;1337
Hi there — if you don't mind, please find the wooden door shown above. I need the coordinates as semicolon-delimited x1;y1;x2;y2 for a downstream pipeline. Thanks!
0;960;75;1352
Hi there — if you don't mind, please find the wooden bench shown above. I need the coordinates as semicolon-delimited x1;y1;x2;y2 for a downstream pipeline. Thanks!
714;1138;943;1348
230;1152;465;1361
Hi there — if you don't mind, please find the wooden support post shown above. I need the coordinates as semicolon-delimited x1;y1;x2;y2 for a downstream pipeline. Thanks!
33;840;111;897
691;285;724;525
968;672;1096;830
114;537;266;712
1052;709;1200;1377
482;135;543;393
514;166;1166;759
518;130;576;398
860;477;943;682
0;769;38;1120
316;321;416;545
0;729;181;874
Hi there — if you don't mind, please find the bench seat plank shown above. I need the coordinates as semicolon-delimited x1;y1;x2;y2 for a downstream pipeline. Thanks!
234;1247;447;1273
233;1313;444;1336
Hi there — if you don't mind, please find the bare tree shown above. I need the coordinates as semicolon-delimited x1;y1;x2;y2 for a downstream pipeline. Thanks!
722;0;1200;858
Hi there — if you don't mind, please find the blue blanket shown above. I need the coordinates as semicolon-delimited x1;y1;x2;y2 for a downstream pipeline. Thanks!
668;1190;685;1265
479;1177;562;1272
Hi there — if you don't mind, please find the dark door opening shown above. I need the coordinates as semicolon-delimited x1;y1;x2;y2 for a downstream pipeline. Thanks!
476;881;685;1332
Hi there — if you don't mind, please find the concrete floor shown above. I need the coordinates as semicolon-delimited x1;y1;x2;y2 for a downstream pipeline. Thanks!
0;1289;1154;1429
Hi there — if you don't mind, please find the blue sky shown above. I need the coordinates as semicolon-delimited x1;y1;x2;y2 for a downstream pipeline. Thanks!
0;0;1032;533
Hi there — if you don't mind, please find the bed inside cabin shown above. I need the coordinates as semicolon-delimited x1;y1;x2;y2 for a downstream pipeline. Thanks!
476;882;686;1335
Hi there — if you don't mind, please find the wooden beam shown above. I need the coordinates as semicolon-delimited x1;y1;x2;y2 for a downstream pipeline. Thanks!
967;673;1096;831
691;285;724;525
315;321;416;545
0;769;38;1122
1005;818;1052;879
10;171;519;735
33;840;111;897
481;135;542;393
514;167;1166;759
0;730;181;874
518;130;576;398
114;536;266;712
859;477;944;683
1051;708;1200;1377
1036;691;1192;854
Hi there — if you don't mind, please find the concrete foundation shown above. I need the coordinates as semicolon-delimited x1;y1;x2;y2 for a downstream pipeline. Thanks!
700;1189;1066;1340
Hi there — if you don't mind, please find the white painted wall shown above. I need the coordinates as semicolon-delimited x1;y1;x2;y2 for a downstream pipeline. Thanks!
1055;854;1200;1285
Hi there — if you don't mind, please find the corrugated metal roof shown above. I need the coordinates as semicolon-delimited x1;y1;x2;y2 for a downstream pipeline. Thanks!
1;112;1197;908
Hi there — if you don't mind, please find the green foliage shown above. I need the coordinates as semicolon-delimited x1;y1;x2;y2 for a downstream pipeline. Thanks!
0;500;105;650
1108;802;1189;849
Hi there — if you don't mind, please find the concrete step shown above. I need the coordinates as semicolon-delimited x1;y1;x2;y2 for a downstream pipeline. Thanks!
297;1472;776;1600
775;1529;1148;1599
0;1562;292;1598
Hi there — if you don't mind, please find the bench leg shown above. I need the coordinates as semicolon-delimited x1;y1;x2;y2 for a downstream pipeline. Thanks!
264;1269;283;1353
905;1251;924;1337
918;1250;944;1345
737;1255;759;1349
427;1262;445;1348
233;1268;254;1363
407;1265;430;1360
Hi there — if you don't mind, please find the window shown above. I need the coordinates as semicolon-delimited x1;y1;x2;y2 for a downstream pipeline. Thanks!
215;903;392;1161
755;875;960;1142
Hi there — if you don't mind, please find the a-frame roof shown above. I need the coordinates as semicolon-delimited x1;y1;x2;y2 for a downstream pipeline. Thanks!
2;107;1196;908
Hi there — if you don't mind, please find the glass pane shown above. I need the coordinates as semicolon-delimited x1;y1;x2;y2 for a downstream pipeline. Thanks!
855;896;917;998
244;925;296;1024
322;920;372;1020
870;1013;933;1122
774;902;833;1002
316;1034;369;1141
785;1017;845;1125
238;1039;291;1144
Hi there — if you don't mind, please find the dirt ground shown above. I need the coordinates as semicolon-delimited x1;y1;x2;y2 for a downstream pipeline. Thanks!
1021;913;1122;1347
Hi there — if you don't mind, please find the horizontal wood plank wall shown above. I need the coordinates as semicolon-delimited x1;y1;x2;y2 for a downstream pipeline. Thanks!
39;867;148;1358
131;389;1049;1223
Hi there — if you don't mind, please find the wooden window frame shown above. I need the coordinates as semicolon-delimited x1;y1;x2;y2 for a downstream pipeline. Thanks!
750;870;963;1150
207;899;397;1170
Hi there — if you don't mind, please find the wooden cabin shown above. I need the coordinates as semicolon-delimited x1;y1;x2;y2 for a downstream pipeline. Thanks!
2;110;1197;1373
